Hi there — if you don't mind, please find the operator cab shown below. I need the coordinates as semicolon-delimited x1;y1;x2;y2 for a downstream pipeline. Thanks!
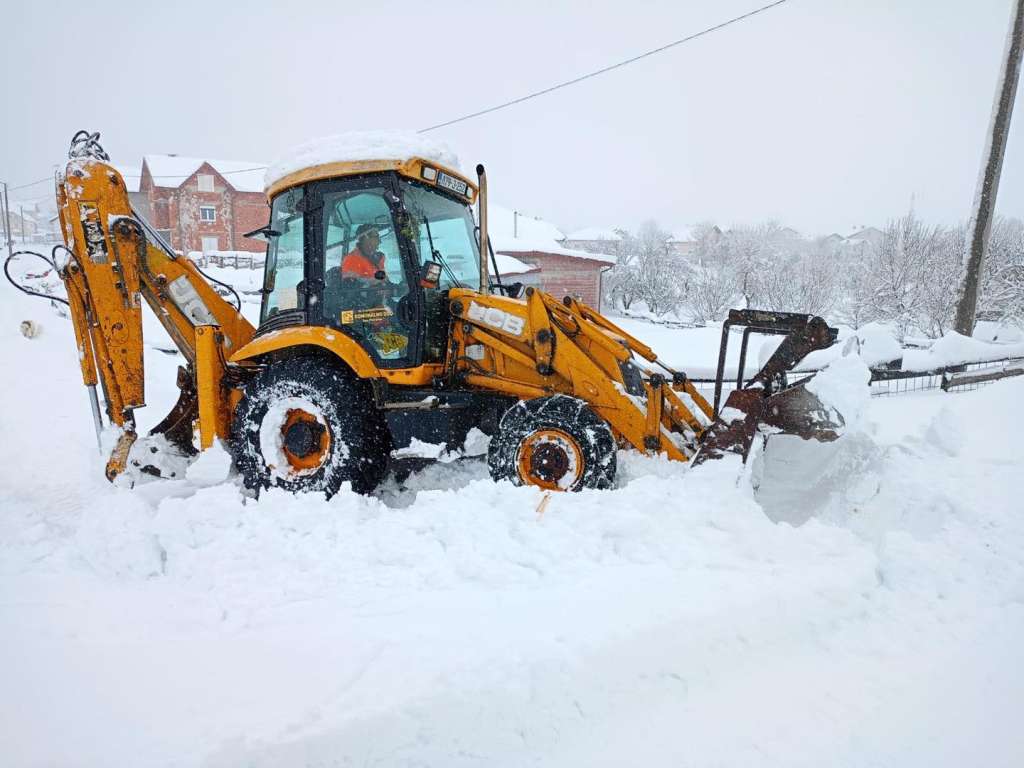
253;158;481;368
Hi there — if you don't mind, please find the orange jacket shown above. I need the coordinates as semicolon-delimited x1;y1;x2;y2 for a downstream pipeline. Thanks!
342;248;384;278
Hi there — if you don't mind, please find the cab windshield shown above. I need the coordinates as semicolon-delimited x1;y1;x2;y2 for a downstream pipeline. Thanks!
399;181;481;291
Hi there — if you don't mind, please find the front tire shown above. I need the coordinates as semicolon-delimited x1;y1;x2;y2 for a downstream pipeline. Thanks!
231;357;390;496
487;395;616;491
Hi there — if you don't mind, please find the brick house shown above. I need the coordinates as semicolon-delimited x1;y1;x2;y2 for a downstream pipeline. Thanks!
135;155;268;254
490;206;614;310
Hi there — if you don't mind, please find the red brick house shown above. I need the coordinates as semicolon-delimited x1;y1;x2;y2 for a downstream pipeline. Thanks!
490;206;614;310
136;155;268;254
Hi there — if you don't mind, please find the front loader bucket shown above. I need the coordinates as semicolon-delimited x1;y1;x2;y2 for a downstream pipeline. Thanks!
691;310;844;467
692;382;844;465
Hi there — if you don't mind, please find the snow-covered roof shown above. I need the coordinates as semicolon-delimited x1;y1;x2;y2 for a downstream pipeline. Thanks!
488;205;615;264
265;130;461;191
564;226;622;242
143;155;267;193
114;165;142;193
669;225;697;243
493;253;539;276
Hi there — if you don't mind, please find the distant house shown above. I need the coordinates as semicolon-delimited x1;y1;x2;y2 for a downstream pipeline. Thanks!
0;206;46;243
561;226;623;255
137;154;268;255
667;226;699;257
490;206;615;311
565;224;703;259
842;226;885;251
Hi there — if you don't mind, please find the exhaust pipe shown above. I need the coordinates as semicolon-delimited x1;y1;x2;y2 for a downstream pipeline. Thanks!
477;164;488;294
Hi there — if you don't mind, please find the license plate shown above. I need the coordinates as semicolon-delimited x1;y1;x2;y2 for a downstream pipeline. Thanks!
436;171;468;196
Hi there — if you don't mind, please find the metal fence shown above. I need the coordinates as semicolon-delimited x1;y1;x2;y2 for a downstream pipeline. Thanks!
687;355;1024;402
869;357;1024;396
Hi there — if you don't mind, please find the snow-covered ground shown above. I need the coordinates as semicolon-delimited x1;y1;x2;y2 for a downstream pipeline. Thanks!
2;253;1022;767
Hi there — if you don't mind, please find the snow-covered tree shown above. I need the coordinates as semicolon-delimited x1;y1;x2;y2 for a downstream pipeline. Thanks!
864;211;946;341
758;241;838;317
979;215;1024;326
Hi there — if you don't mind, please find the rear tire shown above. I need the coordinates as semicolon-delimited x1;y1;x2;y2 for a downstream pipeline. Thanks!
488;395;616;491
231;357;390;497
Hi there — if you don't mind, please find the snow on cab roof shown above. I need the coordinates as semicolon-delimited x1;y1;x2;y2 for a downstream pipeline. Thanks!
264;130;462;191
143;155;267;193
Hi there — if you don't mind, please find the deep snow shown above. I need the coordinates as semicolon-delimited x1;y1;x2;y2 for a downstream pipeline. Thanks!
1;253;1022;767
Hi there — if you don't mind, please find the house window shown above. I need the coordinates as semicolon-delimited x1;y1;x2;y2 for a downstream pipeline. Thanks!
199;206;216;222
197;174;215;192
201;236;219;253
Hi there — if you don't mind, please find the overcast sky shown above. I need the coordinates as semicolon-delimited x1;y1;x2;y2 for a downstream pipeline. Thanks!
2;0;1022;236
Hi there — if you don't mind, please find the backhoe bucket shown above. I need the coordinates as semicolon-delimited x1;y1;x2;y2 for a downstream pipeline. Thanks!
691;310;843;466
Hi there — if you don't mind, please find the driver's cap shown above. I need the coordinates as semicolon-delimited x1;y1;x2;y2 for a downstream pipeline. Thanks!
355;223;380;240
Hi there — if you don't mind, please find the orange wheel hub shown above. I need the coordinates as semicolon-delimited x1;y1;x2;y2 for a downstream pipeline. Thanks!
516;429;583;491
280;408;330;472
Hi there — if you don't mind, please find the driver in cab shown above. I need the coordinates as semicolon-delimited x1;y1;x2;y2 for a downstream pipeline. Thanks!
342;224;386;281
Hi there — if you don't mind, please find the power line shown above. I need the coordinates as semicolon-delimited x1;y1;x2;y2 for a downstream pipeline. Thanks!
9;1;790;190
8;165;268;193
122;166;267;179
418;0;791;133
8;177;50;192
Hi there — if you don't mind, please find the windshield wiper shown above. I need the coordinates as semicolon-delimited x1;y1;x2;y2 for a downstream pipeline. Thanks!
421;214;465;289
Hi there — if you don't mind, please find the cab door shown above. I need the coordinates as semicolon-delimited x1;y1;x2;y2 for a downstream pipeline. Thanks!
309;176;422;368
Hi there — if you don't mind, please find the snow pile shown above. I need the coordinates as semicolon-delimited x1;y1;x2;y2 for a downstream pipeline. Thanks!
184;439;233;486
902;330;1024;371
2;257;1023;767
265;130;462;190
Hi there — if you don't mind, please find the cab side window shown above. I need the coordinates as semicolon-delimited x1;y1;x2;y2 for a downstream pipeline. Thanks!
261;187;305;323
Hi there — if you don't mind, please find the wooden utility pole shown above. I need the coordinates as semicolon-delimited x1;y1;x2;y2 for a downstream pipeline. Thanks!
953;0;1024;335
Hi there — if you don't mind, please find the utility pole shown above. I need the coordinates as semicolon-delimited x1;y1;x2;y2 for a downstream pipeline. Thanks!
19;205;25;244
1;182;13;256
953;0;1024;336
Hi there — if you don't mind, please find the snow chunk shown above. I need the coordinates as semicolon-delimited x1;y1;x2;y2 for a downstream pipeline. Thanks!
393;438;447;461
265;130;462;190
462;427;490;457
854;322;903;367
805;349;872;431
185;439;233;487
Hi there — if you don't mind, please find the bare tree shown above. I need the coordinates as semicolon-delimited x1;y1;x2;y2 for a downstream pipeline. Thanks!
980;215;1024;326
683;223;737;322
719;221;782;308
865;211;945;341
759;243;838;317
604;263;642;310
834;254;878;330
915;225;964;338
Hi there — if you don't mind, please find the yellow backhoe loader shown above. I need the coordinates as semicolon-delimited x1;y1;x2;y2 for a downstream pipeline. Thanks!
9;131;842;496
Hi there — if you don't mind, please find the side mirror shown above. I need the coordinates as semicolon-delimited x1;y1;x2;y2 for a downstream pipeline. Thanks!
374;270;387;281
243;225;281;243
420;261;442;288
494;281;524;299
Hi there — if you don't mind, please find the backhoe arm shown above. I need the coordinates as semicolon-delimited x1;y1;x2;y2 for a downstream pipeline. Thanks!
54;132;255;479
